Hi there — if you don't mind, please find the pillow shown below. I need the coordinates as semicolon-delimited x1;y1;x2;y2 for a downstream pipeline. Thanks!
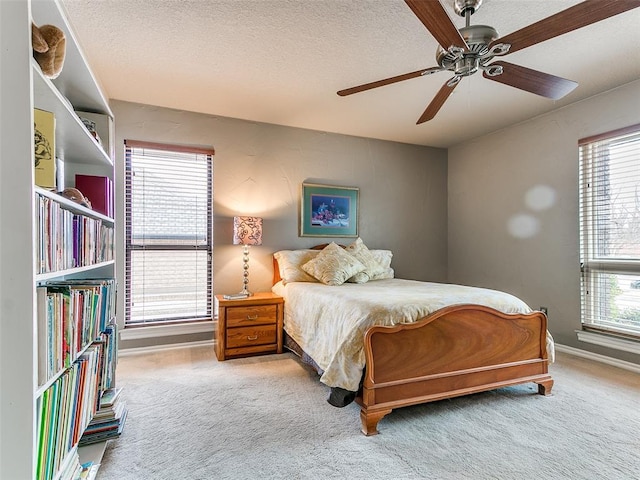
371;267;395;280
273;250;320;284
345;238;386;283
368;249;394;280
369;249;392;269
301;242;366;286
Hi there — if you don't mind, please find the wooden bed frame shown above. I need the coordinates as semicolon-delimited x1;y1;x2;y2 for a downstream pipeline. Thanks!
273;247;553;436
357;304;553;435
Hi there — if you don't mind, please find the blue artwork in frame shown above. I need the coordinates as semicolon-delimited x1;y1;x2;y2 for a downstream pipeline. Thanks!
300;183;359;237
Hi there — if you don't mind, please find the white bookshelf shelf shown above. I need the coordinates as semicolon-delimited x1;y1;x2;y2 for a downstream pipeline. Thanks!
36;261;116;283
78;441;107;466
35;186;114;224
32;63;112;167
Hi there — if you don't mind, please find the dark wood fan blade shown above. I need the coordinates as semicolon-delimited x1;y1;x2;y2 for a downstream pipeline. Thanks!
337;67;441;96
417;78;459;124
483;61;578;100
405;0;469;51
491;0;640;55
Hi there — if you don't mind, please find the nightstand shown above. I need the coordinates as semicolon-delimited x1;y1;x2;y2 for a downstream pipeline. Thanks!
214;292;284;361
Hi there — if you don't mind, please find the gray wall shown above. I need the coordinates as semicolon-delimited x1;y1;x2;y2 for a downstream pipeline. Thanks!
448;79;640;364
112;101;448;345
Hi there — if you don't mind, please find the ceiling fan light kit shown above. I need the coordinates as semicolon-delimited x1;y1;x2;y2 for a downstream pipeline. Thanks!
337;0;640;124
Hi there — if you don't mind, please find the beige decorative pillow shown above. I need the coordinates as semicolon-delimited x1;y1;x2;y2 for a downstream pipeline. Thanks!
345;238;386;283
371;267;395;280
369;249;392;268
348;272;369;283
368;250;394;280
301;242;366;286
273;250;320;284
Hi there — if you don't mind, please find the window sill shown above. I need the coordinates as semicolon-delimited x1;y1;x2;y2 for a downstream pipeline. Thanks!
576;330;640;355
121;321;215;340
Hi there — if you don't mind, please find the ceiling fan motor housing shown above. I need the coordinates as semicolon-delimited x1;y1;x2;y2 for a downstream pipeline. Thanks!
436;25;499;75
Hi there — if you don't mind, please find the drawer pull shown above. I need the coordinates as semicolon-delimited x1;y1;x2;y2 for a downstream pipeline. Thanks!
246;314;259;320
246;335;258;341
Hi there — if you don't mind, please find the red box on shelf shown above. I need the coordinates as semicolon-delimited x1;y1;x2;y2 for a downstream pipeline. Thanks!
75;174;113;217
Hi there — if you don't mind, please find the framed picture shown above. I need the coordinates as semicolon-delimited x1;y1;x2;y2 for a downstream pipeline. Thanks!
300;183;359;237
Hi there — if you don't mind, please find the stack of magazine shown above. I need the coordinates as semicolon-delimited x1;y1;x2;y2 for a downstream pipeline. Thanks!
79;387;127;446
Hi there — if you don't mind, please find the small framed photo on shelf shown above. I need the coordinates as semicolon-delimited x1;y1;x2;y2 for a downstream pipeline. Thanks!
300;183;359;237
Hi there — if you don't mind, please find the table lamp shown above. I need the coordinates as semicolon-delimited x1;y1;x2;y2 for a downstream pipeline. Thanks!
233;216;263;296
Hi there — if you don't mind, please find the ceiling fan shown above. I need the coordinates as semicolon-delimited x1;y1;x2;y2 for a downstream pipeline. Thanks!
337;0;640;124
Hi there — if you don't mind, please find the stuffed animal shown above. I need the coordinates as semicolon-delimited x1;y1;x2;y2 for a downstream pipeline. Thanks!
32;23;66;79
60;188;92;209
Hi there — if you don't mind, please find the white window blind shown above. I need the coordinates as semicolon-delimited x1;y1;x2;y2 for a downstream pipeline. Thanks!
125;140;213;326
579;124;640;338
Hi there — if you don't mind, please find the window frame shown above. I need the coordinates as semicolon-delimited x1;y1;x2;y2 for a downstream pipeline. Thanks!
579;123;640;339
124;140;214;328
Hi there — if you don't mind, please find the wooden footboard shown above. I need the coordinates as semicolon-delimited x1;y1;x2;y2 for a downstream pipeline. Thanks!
355;304;553;435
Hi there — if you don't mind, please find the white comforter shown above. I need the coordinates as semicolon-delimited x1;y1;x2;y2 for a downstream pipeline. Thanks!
273;278;554;391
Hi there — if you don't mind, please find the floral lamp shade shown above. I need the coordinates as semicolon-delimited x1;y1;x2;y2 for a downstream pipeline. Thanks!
233;216;263;246
232;216;263;297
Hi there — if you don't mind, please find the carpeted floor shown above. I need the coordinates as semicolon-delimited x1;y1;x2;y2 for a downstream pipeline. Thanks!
96;346;640;480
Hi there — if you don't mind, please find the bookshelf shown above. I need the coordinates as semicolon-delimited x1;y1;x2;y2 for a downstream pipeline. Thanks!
0;1;123;478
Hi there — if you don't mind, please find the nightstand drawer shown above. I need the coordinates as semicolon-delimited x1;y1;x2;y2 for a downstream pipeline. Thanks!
215;292;283;361
226;324;277;348
227;304;277;327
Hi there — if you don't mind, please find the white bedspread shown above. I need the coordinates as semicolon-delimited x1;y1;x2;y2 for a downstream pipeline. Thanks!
273;278;555;391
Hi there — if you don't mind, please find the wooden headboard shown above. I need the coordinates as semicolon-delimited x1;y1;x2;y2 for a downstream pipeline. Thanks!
272;243;342;285
272;257;283;285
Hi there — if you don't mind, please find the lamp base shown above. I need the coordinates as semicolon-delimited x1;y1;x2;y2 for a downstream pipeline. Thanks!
239;245;253;297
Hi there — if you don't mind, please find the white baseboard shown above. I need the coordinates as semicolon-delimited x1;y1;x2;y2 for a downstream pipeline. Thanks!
119;339;215;357
555;343;640;374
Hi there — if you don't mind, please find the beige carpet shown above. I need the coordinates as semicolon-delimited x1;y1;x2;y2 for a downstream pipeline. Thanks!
96;346;640;480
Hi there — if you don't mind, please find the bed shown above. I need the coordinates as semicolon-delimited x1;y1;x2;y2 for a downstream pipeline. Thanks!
272;242;554;436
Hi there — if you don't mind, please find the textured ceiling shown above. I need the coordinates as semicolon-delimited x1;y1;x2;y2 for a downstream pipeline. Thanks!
60;0;640;148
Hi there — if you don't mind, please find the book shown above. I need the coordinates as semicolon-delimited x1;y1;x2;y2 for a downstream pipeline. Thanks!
75;174;113;217
78;406;127;446
45;380;60;479
37;286;49;385
34;108;56;189
223;293;249;300
79;462;100;480
35;388;50;479
99;387;122;408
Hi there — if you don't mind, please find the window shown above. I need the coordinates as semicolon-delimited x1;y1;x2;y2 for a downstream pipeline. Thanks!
125;140;213;326
579;124;640;338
